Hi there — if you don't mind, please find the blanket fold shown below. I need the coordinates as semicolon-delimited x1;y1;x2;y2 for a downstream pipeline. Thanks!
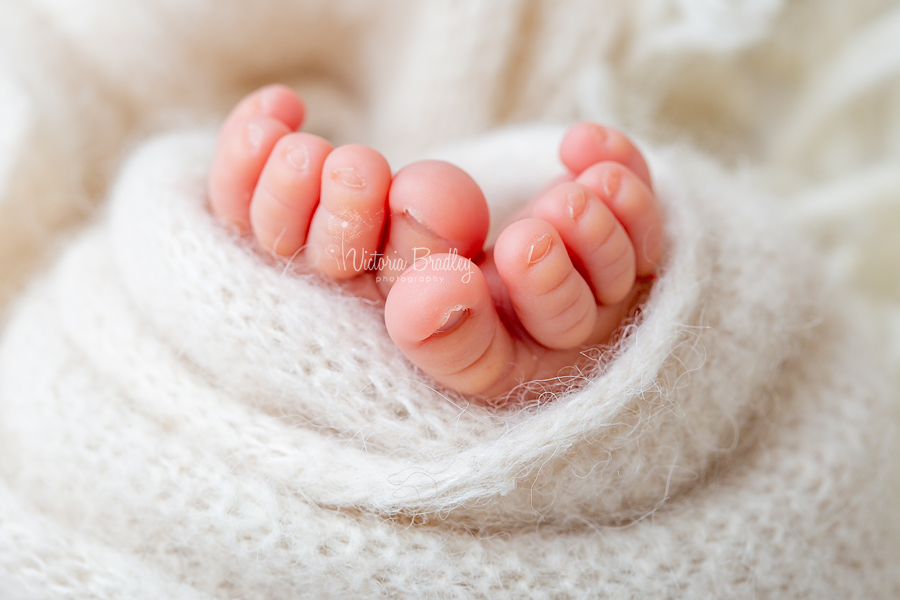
1;127;897;598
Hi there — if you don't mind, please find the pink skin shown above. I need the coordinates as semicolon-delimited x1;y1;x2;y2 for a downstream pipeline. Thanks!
209;85;664;404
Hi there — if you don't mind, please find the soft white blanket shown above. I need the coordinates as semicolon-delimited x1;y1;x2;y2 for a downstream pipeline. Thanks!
1;1;899;598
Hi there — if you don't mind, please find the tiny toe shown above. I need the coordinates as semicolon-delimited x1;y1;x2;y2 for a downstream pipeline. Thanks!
208;115;294;231
223;84;306;134
305;144;392;278
249;132;334;256
575;162;664;276
384;255;518;398
560;122;652;190
494;218;597;350
532;182;636;305
377;160;489;294
209;85;306;232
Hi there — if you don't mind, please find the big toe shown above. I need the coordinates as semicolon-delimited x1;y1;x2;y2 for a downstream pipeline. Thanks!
384;255;520;400
376;161;489;296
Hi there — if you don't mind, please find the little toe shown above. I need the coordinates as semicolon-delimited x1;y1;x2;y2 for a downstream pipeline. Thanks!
384;255;520;399
376;160;489;295
222;84;306;133
532;182;636;305
209;85;306;231
305;144;392;278
209;115;294;231
249;132;334;256
560;122;652;190
493;218;597;350
576;162;664;277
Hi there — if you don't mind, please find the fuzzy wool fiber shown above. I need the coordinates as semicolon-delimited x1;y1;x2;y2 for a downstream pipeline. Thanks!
1;1;900;599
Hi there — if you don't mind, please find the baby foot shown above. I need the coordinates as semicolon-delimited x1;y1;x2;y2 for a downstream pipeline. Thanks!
208;85;488;298
383;122;663;401
208;86;663;404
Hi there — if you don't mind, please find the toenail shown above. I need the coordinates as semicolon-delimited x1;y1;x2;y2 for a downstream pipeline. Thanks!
286;144;309;170
433;304;469;336
591;124;608;145
332;166;366;189
527;234;552;265
244;123;264;150
258;87;279;114
602;169;621;199
566;190;587;220
403;208;443;239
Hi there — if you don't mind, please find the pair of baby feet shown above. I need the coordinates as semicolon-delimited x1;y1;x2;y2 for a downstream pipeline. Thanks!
208;85;663;403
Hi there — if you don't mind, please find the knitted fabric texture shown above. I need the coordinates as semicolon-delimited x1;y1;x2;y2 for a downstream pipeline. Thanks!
1;0;899;598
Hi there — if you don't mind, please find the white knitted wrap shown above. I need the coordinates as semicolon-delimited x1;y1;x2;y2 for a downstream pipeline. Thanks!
1;0;899;598
0;127;897;598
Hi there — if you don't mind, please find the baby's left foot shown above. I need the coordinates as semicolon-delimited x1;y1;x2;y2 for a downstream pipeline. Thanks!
385;122;664;400
207;85;488;299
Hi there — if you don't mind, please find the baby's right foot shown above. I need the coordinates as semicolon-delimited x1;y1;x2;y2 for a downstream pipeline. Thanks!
208;86;663;404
